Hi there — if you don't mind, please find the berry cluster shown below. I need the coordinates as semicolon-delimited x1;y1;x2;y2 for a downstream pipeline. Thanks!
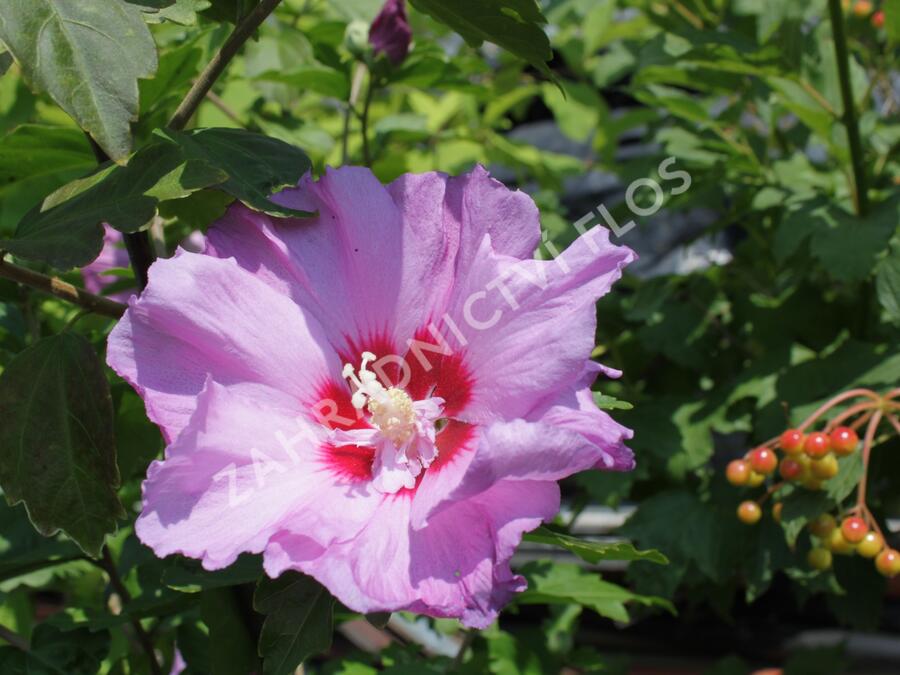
844;0;886;28
727;423;900;578
806;514;900;577
726;426;857;494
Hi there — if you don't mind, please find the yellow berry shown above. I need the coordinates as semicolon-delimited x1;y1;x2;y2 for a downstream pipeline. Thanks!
808;547;832;571
811;455;839;480
857;531;884;559
826;528;855;555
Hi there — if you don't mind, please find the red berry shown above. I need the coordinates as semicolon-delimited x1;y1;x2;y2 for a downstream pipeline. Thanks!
749;447;777;475
737;501;762;525
841;516;868;543
726;459;751;486
873;10;885;28
804;431;831;459
779;458;803;480
876;549;900;577
830;426;858;456
779;429;805;455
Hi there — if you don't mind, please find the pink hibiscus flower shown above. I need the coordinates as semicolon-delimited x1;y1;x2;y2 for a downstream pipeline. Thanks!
82;225;133;303
107;165;635;627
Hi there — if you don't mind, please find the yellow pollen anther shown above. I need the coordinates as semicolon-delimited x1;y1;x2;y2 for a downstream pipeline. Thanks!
368;388;416;446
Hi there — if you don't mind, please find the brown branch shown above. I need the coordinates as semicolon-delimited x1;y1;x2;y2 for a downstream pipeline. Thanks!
168;0;283;131
0;255;126;319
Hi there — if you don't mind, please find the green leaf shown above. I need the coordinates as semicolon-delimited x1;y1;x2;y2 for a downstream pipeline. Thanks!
255;66;351;99
876;241;900;323
885;0;900;42
0;333;125;556
0;623;110;675
0;0;158;161
779;486;832;545
254;572;335;675
593;392;634;411
0;125;95;236
201;588;260;675
4;141;227;268
408;0;553;77
162;554;262;592
2;127;312;269
517;561;673;621
523;527;668;564
0;499;82;582
133;0;213;25
155;127;315;219
541;81;605;142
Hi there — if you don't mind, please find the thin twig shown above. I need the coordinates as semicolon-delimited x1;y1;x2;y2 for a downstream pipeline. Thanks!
204;90;246;127
0;623;29;652
0;255;126;319
168;0;283;130
856;408;883;512
827;0;869;216
447;630;475;672
97;547;162;675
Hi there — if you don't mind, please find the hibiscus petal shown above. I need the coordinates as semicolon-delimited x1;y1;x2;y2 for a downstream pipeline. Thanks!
107;251;341;441
206;167;446;355
536;387;635;471
137;381;381;569
436;227;635;422
268;479;557;628
415;419;603;526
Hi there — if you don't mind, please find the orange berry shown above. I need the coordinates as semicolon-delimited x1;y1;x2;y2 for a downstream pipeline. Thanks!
841;517;868;543
857;531;884;558
811;455;839;480
737;501;762;525
830;426;858;456
853;0;873;17
726;459;751;486
875;549;900;577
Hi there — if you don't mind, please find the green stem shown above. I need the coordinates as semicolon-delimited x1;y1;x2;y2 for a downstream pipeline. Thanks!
827;0;869;216
360;72;375;167
168;0;283;130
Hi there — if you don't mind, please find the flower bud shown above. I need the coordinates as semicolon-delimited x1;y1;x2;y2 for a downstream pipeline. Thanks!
369;0;412;65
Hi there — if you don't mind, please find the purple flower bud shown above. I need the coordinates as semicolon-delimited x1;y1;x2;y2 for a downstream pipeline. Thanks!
368;0;412;65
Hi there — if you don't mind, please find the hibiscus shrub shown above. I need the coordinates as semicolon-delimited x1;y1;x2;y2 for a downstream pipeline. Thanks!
0;1;898;674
